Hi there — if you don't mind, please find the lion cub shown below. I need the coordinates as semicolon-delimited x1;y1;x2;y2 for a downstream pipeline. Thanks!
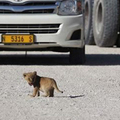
23;71;63;97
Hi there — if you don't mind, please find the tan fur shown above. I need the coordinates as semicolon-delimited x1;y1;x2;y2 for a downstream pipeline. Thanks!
23;71;63;97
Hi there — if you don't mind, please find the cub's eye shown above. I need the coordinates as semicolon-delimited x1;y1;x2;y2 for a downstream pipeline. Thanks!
23;73;26;77
29;78;32;82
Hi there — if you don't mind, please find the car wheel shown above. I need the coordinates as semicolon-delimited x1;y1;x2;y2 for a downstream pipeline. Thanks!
116;34;120;47
93;0;119;47
85;0;95;45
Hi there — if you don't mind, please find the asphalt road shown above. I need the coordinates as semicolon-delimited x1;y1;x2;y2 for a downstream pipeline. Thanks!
0;45;120;120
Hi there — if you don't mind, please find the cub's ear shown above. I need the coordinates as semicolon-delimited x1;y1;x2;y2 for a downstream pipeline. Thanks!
33;71;37;75
23;73;26;77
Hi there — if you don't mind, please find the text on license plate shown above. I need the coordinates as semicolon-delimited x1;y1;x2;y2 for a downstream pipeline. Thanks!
2;34;34;44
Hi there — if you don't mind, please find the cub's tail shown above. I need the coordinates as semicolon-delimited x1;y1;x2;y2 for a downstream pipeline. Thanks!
53;79;63;93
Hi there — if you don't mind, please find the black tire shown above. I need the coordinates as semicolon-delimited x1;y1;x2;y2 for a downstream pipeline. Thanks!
93;0;119;47
116;34;120;47
85;0;95;45
69;47;85;65
116;2;120;47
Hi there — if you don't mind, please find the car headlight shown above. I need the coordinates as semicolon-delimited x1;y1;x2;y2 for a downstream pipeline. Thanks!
57;0;82;15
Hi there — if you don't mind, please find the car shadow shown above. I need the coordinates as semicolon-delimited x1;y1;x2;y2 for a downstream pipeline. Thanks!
86;54;120;66
0;54;69;65
0;53;120;66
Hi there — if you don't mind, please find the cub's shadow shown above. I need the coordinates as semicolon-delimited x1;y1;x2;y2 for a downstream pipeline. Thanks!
55;95;85;98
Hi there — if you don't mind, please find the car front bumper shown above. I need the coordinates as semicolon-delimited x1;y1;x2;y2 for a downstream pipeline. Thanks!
0;14;84;50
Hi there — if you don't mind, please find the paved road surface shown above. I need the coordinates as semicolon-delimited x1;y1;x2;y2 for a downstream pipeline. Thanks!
0;46;120;120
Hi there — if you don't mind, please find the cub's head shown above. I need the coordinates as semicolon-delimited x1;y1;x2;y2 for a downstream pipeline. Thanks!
23;71;37;86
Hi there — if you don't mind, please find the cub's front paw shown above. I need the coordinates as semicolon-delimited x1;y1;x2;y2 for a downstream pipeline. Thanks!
28;94;35;97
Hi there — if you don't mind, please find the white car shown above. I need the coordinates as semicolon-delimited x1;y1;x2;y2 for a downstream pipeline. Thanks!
0;0;85;64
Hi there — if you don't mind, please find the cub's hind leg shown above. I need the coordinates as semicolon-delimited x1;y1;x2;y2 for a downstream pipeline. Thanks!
49;89;54;97
37;91;40;97
42;89;54;97
42;91;50;97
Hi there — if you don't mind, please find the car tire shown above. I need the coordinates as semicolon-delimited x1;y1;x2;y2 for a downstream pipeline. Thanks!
93;0;119;47
69;47;85;65
116;34;120;47
85;0;95;45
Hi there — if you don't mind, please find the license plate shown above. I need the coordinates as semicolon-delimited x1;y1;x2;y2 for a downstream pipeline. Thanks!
2;34;34;44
